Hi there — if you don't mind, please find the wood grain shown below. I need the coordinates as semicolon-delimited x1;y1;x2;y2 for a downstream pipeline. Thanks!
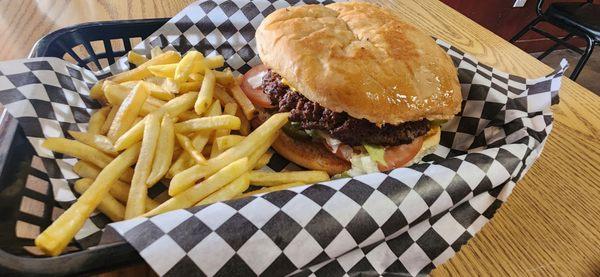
1;0;599;276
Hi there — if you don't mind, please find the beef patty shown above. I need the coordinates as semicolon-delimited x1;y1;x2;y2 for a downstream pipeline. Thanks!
262;70;430;146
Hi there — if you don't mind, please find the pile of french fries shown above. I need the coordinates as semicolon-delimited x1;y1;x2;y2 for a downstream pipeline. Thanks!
34;48;330;256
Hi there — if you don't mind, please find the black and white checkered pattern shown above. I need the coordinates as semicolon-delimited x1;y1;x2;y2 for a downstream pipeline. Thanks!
0;0;567;276
0;58;113;241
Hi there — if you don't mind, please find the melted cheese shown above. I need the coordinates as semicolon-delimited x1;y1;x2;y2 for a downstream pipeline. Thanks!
281;78;298;91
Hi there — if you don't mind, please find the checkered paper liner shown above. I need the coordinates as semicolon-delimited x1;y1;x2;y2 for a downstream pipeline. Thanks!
0;0;567;275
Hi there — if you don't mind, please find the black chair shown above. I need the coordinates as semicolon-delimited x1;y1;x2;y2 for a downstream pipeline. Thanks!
510;0;600;80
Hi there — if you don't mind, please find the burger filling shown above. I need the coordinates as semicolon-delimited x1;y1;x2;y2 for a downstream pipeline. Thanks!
262;70;431;146
241;65;440;176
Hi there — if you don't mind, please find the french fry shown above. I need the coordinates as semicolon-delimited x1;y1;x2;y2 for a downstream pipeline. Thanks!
154;191;171;204
73;160;132;183
206;99;222;116
194;70;216;115
152;58;214;80
73;161;159;211
169;113;288;195
192;131;211;152
68;131;118;156
113;92;199;150
174;115;240;133
189;69;234;87
127;51;149;67
72;161;100;179
179;81;202;93
205;55;225;69
53;140;137;182
148;63;176;78
161;78;180;94
239;182;306;198
229;85;256;120
214;69;234;86
177;111;200;121
145;82;175;101
144;76;180;95
87;107;110;135
247;134;279;169
73;161;157;210
124;111;162;219
253;152;273;169
189;72;203;82
161;91;199;117
209;142;221;159
176;134;207;165
42;138;113;168
175;51;203;83
106;179;160;211
146;157;248;216
120;81;175;101
107;83;149;141
206;100;225;159
103;81;163;110
105;91;157;117
206;100;222;144
249;171;329;187
110;51;181;83
195;173;249;206
133;117;143;126
150;46;163;59
113;117;145;151
35;143;141;256
215;135;245;151
147;114;175;185
89;80;105;101
204;99;223;156
100;106;119;135
192;100;221;152
223;102;238;116
215;103;238;138
236;109;251;136
167;152;194;178
74;178;124;221
214;85;236;105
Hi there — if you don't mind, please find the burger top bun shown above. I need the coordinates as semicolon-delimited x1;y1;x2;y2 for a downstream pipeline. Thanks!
256;2;461;125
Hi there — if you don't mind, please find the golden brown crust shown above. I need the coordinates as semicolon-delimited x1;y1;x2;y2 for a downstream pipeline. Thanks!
272;132;351;175
256;2;461;124
272;125;441;175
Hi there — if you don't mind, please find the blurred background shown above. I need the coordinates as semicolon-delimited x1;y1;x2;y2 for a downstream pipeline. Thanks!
443;0;600;94
1;0;598;94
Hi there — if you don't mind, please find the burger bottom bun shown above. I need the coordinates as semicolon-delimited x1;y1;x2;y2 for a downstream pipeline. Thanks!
271;131;351;175
272;125;441;175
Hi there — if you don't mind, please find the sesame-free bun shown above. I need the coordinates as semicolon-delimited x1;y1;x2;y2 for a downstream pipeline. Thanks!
271;131;351;175
256;2;461;125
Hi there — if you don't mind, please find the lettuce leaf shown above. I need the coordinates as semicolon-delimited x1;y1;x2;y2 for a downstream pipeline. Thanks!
364;144;387;166
430;119;448;126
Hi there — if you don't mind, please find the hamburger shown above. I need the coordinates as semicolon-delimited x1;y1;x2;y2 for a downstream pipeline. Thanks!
240;2;461;176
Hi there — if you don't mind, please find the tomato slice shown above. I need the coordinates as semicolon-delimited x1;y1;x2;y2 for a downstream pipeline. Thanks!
378;137;424;171
240;64;274;108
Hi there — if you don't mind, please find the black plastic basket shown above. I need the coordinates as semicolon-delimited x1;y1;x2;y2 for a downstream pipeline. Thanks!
0;18;169;276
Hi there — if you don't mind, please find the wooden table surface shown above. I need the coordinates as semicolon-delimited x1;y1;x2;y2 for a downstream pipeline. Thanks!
1;0;599;276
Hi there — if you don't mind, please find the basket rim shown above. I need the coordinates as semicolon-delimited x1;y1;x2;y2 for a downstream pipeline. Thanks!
28;18;170;59
2;17;169;276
